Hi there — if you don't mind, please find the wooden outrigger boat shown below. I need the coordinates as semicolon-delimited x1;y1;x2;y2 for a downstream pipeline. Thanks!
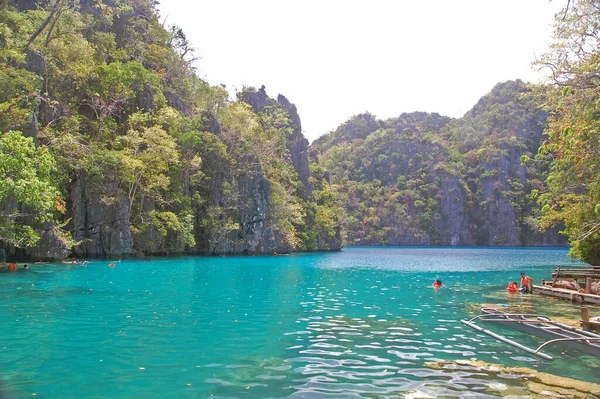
461;308;600;360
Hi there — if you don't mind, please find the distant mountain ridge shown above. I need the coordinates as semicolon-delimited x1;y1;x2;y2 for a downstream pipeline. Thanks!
312;80;566;247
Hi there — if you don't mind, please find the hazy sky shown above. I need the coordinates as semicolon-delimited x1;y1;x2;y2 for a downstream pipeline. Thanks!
157;1;564;142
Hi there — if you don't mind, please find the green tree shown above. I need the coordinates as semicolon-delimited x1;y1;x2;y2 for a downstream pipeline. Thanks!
0;130;61;247
536;0;600;264
118;121;179;221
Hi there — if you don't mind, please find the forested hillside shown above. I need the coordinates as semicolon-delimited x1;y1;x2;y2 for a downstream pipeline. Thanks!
0;0;342;260
5;0;600;263
313;80;566;247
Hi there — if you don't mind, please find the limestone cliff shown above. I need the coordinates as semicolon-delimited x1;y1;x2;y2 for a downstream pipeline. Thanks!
69;172;134;258
240;86;311;194
239;86;343;252
314;80;567;247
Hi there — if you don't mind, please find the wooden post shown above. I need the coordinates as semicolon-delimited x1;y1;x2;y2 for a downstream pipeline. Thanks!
552;266;560;287
582;307;590;331
586;277;593;294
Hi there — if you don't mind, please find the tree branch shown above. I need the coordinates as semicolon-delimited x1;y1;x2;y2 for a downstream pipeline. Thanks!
25;0;63;49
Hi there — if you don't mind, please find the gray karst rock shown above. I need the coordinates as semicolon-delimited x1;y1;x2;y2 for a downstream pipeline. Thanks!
240;86;312;194
436;174;474;246
69;172;134;258
26;223;70;260
205;165;282;255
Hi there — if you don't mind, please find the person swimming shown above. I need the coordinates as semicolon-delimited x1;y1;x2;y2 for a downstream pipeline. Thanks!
433;279;442;288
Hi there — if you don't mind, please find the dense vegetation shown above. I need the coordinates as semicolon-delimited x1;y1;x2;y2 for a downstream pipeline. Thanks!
0;0;342;259
311;0;600;264
313;81;562;247
535;0;600;264
4;0;600;264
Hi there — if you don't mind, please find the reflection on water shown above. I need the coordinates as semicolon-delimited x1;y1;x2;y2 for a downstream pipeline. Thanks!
0;247;598;398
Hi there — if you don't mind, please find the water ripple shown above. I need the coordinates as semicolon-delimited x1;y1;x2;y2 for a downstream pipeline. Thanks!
0;248;598;398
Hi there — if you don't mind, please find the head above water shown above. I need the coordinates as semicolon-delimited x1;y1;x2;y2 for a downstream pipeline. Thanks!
520;272;525;275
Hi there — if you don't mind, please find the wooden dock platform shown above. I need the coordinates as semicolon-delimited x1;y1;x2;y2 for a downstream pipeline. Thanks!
533;284;600;304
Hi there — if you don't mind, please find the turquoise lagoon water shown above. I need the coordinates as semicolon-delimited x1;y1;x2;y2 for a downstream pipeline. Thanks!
1;246;598;398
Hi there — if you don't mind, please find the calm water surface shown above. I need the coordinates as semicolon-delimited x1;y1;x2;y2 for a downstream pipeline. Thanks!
1;247;598;398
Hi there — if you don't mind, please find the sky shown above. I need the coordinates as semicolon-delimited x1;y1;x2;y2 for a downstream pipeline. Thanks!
157;1;565;143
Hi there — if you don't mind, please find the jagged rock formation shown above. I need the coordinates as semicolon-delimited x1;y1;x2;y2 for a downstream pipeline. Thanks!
1;0;343;260
238;86;342;252
240;86;311;193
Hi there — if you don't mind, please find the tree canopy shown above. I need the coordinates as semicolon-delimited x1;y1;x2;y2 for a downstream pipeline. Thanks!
0;0;342;258
0;130;61;247
536;0;600;264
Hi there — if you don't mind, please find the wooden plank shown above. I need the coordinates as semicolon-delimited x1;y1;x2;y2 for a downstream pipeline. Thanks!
551;272;600;279
553;269;600;273
582;307;590;322
552;269;600;273
581;320;600;333
533;285;600;305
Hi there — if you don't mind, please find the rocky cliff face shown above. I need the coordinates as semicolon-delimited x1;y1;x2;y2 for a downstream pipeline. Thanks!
195;164;283;255
1;1;344;262
69;172;134;258
17;172;134;260
239;86;343;252
276;94;311;195
461;81;563;246
435;174;474;246
240;86;312;193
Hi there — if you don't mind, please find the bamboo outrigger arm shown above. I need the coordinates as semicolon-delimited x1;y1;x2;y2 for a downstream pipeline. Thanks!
535;337;600;354
460;319;554;360
466;312;551;323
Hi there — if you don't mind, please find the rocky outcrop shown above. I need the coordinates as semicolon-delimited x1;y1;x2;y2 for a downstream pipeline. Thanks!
435;174;474;246
466;82;562;246
236;87;343;253
26;223;70;260
240;86;312;194
313;81;568;248
276;94;311;194
69;172;134;258
209;166;281;255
